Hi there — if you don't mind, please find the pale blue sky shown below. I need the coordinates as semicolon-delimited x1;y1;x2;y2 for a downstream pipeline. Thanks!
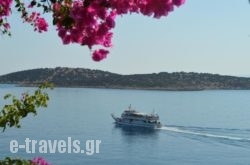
1;0;250;76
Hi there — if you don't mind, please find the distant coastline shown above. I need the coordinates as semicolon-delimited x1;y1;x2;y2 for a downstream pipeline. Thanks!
1;67;250;91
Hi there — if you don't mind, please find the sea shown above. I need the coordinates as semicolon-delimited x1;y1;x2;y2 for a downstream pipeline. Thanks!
1;84;250;165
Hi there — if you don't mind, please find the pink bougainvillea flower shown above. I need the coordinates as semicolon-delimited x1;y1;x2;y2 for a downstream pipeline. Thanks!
0;0;13;17
173;0;186;7
62;35;71;44
35;17;48;33
3;22;10;29
31;157;51;165
24;12;48;33
92;49;109;61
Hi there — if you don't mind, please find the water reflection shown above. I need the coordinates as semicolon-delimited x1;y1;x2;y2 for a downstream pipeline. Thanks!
113;124;159;136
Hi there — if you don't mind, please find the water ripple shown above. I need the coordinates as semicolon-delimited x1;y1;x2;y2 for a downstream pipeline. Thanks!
159;125;250;147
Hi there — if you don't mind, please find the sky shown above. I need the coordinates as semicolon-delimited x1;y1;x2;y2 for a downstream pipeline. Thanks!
1;0;250;76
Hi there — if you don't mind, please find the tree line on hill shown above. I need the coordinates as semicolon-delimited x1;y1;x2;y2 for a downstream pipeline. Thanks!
0;67;250;90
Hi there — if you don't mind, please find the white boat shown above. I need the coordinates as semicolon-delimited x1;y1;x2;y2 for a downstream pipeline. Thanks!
111;105;162;129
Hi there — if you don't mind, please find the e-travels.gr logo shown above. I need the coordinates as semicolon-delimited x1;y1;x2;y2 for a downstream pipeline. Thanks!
10;137;101;155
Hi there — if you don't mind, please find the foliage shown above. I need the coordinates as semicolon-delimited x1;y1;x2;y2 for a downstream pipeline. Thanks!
0;156;51;165
0;0;185;61
0;82;53;132
0;83;52;164
0;157;31;165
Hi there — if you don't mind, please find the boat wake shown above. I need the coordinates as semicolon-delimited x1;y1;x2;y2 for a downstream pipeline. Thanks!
159;125;250;147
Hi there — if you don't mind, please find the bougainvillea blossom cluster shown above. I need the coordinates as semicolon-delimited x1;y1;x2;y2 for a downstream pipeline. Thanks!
0;0;12;17
31;157;51;165
109;0;184;17
53;0;185;61
0;0;185;61
53;0;117;61
0;0;13;34
24;12;48;32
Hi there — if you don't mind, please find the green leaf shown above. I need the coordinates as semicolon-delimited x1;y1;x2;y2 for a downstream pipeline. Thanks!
0;82;53;132
31;0;37;6
15;3;20;7
3;94;11;100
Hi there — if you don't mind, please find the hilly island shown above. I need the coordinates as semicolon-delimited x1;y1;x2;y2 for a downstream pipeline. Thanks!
0;67;250;90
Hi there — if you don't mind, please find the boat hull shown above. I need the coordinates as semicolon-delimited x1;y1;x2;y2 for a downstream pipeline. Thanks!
114;120;162;129
111;113;162;129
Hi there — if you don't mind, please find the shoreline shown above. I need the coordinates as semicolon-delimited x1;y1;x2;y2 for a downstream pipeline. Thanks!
3;83;250;91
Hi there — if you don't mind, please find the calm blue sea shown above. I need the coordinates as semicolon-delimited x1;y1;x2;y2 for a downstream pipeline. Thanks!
1;85;250;165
